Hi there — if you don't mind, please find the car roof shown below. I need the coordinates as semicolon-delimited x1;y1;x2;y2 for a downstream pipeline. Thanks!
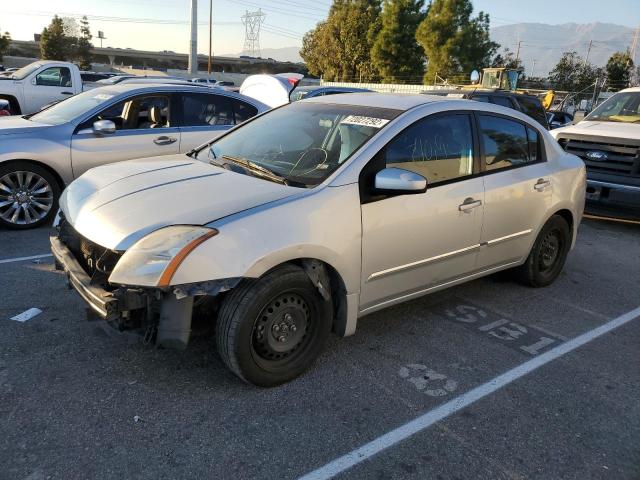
297;85;368;92
303;93;449;111
97;83;208;93
621;87;640;93
86;83;269;111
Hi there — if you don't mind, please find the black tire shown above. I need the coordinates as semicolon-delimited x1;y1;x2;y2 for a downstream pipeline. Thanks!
0;161;61;230
515;215;571;287
216;264;332;387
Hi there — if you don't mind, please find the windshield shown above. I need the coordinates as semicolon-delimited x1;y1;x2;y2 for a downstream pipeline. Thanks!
29;89;119;125
10;63;42;80
586;91;640;123
199;102;401;187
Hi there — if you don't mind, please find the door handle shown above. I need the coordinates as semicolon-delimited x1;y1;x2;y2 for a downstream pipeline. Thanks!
534;178;551;192
458;197;482;212
61;91;73;95
154;136;177;145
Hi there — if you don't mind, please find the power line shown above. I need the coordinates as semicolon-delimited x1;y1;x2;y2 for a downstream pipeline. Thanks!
4;10;240;26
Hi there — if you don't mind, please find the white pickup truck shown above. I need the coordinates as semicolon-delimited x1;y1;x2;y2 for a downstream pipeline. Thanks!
550;87;640;218
0;60;84;115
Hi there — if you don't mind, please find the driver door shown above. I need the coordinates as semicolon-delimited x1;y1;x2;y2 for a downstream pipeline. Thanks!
26;66;75;113
359;113;485;312
70;93;181;178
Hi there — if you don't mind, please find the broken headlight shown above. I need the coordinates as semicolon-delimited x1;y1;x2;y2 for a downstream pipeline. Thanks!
108;226;218;287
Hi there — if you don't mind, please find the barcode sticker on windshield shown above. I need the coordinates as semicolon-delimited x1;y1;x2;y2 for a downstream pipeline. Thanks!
341;115;390;128
93;94;114;100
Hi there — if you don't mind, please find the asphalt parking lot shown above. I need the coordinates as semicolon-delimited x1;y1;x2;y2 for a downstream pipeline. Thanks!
1;217;639;480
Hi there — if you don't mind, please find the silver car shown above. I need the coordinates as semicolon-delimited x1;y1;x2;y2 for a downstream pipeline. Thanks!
51;93;586;386
0;83;269;229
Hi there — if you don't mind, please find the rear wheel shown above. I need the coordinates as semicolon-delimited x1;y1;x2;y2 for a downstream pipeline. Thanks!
0;162;60;229
216;264;332;387
515;215;571;287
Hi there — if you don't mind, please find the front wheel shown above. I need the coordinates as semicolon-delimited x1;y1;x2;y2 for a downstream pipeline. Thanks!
216;264;332;387
0;162;60;229
514;215;571;287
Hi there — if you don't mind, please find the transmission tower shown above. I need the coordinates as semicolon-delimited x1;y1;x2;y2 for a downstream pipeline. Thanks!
241;9;266;57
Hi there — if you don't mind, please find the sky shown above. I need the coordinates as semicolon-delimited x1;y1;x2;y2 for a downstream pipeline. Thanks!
1;0;639;56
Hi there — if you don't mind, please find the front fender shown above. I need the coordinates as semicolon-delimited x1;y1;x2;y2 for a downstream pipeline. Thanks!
170;183;363;295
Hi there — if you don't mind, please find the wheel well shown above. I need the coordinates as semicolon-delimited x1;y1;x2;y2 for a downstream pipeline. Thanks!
0;95;21;115
272;259;348;335
554;209;574;231
0;159;65;192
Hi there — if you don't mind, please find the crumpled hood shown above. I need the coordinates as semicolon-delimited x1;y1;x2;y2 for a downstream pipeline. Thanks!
60;154;300;250
0;116;51;136
553;121;640;143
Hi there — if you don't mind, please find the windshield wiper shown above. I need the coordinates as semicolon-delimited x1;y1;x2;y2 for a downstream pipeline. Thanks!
210;154;289;186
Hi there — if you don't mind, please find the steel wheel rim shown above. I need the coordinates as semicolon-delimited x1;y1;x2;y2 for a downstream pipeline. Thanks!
539;229;561;272
252;292;312;367
0;170;53;225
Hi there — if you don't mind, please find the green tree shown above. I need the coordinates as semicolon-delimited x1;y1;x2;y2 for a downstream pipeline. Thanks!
416;0;497;83
605;51;634;91
371;0;426;83
300;0;381;82
548;51;603;93
0;29;10;61
40;15;73;60
491;48;522;70
76;16;93;70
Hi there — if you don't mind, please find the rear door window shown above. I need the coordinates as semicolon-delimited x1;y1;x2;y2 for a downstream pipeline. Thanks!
516;96;548;126
490;95;516;109
231;99;258;124
180;93;235;126
479;115;535;172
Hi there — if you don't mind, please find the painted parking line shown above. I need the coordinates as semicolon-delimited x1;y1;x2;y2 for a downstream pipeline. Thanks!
298;305;640;480
0;254;53;265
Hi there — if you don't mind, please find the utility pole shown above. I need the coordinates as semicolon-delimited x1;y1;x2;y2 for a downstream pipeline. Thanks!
208;0;213;75
530;58;537;78
627;26;640;86
188;0;198;75
584;40;593;65
515;40;522;63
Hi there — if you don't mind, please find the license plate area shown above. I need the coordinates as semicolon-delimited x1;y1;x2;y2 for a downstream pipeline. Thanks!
586;185;602;201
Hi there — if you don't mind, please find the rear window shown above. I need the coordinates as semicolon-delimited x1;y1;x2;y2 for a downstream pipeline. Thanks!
490;96;515;109
515;96;548;126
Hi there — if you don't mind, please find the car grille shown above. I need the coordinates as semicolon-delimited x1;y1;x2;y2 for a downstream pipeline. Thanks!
58;220;121;282
562;138;640;177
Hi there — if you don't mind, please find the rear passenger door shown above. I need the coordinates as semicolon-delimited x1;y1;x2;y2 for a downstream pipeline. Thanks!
176;93;258;152
476;113;553;270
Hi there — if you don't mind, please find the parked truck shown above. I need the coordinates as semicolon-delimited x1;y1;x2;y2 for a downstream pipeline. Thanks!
0;60;85;115
551;87;640;219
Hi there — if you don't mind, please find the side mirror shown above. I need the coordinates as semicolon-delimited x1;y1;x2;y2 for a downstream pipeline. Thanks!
374;167;427;194
93;119;116;135
470;70;480;84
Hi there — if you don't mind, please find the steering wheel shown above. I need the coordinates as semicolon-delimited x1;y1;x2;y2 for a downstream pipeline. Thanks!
288;148;329;176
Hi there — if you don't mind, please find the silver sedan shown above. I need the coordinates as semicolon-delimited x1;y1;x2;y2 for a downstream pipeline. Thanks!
51;93;585;386
0;83;268;229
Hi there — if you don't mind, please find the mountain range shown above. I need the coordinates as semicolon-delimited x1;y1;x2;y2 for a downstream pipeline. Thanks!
490;22;636;77
227;22;636;76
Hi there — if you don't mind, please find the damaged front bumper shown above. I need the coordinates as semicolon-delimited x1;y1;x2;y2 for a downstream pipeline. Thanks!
50;235;241;349
50;236;146;320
